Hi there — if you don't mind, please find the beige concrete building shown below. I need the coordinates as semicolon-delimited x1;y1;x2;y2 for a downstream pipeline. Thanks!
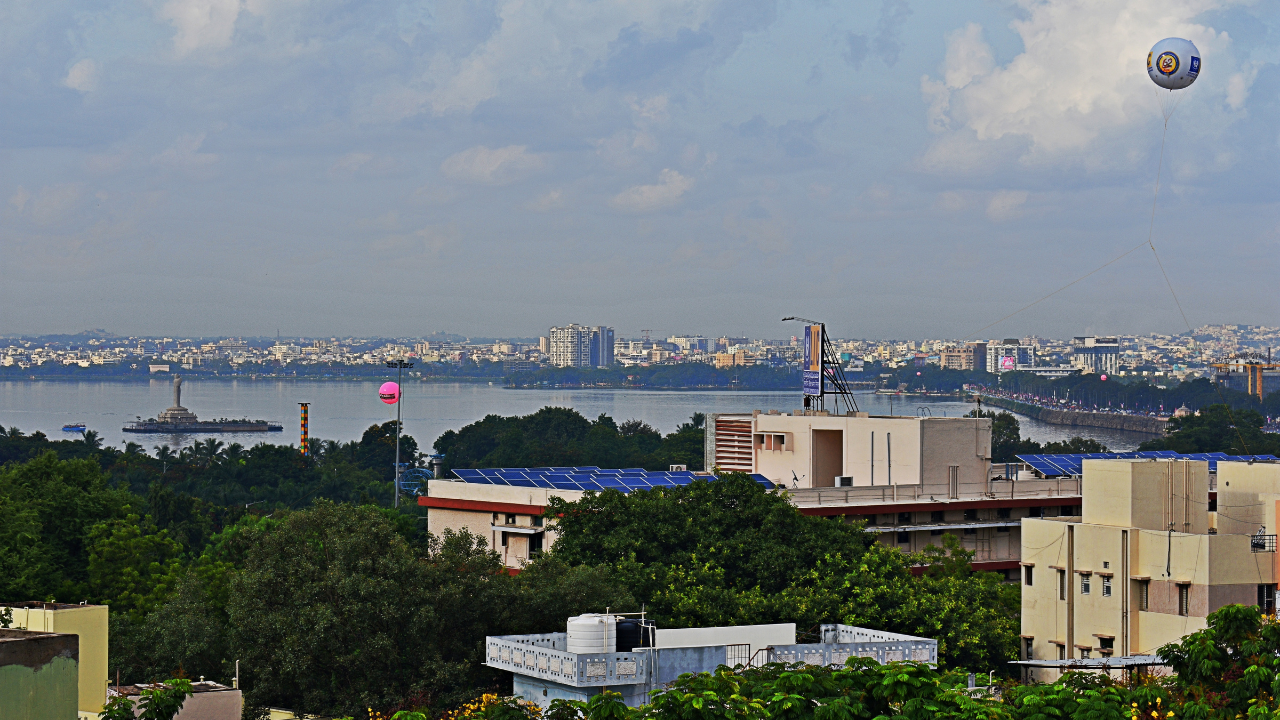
2;602;109;718
704;411;1089;574
421;480;586;568
1020;459;1280;680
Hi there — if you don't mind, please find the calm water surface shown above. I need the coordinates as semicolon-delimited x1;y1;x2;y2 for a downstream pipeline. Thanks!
0;380;1154;452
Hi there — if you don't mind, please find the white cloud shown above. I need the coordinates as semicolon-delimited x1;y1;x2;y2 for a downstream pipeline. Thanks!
609;169;693;212
629;94;670;123
9;184;84;225
921;0;1238;166
1225;64;1258;110
63;59;99;93
153;133;219;166
937;191;966;211
329;153;398;176
986;190;1028;221
942;23;993;90
392;0;721;117
525;190;565;211
160;0;242;55
440;145;546;185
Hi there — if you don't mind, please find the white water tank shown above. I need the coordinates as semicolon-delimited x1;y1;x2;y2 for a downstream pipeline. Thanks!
566;614;617;654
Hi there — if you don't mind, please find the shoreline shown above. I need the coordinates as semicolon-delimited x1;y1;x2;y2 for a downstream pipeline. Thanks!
980;395;1166;436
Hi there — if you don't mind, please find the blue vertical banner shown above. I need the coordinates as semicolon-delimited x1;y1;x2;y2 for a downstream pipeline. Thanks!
803;324;822;395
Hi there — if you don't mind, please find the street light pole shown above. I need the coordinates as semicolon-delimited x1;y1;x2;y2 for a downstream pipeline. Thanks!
386;358;414;509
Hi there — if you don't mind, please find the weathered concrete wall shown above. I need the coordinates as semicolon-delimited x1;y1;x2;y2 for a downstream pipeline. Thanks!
981;396;1166;436
0;629;79;720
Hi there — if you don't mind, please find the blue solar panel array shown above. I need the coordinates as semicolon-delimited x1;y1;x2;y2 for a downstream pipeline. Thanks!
1015;451;1279;477
449;467;777;491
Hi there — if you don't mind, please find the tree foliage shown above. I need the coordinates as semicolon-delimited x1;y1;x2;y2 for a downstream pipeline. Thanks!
965;411;1108;463
543;474;1018;670
1139;404;1280;455
434;408;705;472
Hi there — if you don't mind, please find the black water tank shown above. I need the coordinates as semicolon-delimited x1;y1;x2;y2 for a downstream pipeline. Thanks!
616;620;643;652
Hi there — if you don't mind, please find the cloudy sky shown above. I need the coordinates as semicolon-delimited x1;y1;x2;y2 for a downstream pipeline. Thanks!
1;0;1277;340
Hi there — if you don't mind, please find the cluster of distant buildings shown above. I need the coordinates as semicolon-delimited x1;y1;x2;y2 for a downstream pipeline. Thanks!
2;325;1276;386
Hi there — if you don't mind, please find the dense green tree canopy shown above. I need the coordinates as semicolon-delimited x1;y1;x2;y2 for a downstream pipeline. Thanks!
434;407;705;471
1139;403;1280;455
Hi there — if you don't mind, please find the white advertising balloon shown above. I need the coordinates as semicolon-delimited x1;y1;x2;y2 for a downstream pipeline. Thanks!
1147;38;1201;90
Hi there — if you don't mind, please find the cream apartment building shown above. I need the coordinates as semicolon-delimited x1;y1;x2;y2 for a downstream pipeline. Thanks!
1020;459;1280;679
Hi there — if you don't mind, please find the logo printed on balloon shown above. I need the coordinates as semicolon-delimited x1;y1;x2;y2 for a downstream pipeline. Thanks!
379;381;400;404
1189;57;1200;75
1156;52;1179;75
1147;51;1153;70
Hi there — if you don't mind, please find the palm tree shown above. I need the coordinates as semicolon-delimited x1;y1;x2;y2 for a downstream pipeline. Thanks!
81;430;103;449
125;442;144;455
154;444;175;463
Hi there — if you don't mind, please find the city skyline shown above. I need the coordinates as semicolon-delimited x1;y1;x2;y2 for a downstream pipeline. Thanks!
2;0;1278;338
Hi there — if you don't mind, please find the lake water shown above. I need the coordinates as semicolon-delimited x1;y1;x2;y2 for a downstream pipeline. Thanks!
0;380;1154;453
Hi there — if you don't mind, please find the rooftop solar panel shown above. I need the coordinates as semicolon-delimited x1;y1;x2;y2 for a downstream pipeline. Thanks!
577;480;604;491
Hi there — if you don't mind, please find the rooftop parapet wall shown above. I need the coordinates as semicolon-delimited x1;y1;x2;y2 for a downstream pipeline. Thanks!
486;634;647;687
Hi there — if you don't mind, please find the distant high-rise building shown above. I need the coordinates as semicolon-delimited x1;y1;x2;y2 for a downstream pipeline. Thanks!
549;325;614;368
1071;337;1120;374
549;325;591;367
668;336;709;353
590;326;614;367
939;342;988;372
538;336;549;355
987;339;1034;373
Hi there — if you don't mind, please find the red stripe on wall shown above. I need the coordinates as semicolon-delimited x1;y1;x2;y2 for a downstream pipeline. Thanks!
417;496;546;515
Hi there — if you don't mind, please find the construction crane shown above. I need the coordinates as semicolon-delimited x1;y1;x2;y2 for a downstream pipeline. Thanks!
1210;350;1277;400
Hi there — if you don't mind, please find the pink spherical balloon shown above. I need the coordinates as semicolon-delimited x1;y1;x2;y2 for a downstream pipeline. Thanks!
1100;374;1108;381
379;381;400;404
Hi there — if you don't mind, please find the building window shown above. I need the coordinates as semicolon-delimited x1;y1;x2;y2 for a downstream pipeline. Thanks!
1258;584;1277;614
1209;497;1218;512
963;509;978;521
997;526;1011;533
930;529;943;536
1030;506;1043;518
492;512;499;523
1138;580;1150;611
532;515;544;528
963;528;977;535
1058;645;1066;660
997;508;1011;519
500;532;508;547
1059;570;1067;600
948;466;959;499
529;533;544;555
898;512;912;525
1024;566;1033;586
505;514;517;525
1024;638;1034;660
1178;584;1190;616
931;510;945;523
896;531;910;544
1102;576;1112;597
1080;648;1091;659
1081;574;1091;595
1099;637;1114;653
